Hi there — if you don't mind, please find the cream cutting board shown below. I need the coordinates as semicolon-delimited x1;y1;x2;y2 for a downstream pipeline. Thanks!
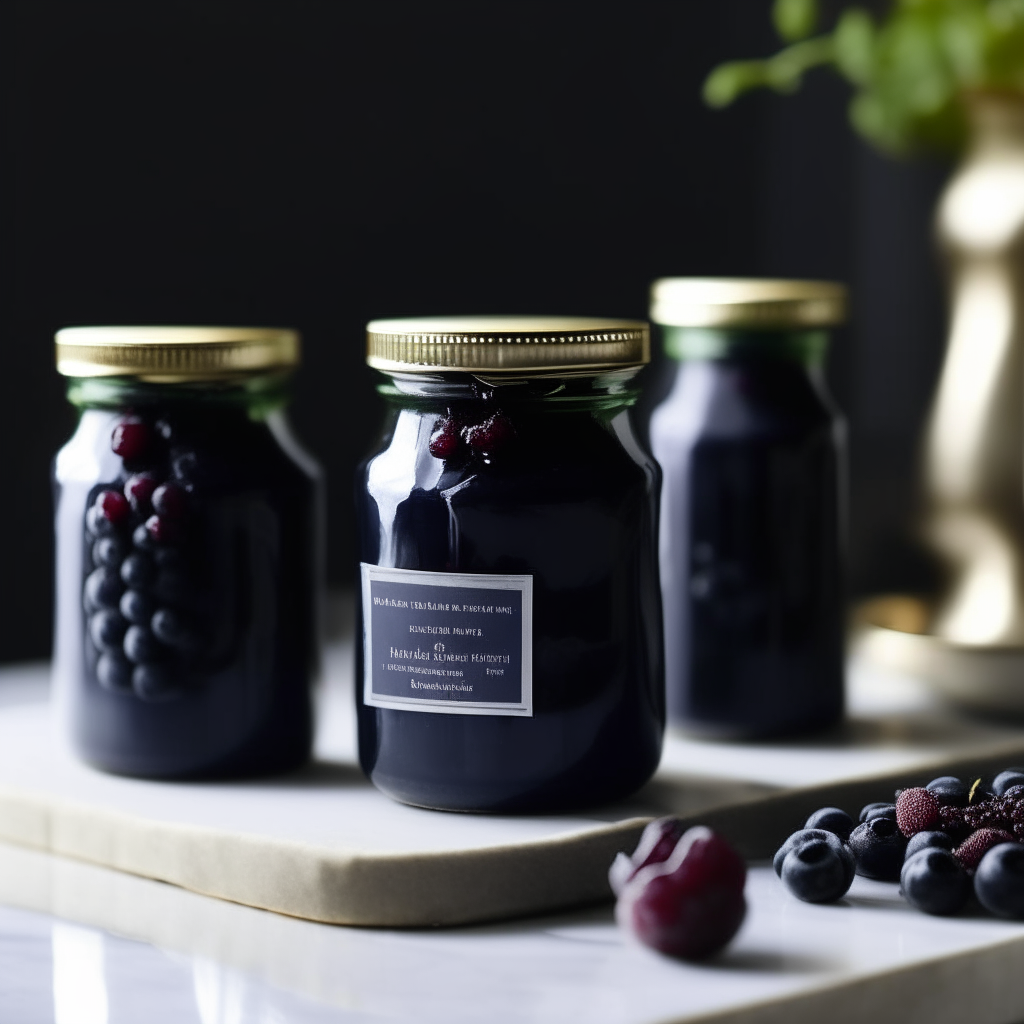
2;649;1024;927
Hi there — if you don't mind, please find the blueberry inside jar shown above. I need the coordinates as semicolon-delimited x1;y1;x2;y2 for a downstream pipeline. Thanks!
53;327;322;778
356;316;664;812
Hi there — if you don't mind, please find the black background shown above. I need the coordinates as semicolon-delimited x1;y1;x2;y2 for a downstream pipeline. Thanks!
1;1;949;662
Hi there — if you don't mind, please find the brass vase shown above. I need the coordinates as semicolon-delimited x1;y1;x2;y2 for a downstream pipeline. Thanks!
858;94;1024;711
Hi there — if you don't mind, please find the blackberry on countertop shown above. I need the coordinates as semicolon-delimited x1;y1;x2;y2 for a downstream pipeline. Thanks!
896;788;941;837
955;828;1016;871
939;789;1024;839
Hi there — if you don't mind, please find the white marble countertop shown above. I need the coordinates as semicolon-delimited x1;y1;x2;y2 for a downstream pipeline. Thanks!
5;641;1024;1023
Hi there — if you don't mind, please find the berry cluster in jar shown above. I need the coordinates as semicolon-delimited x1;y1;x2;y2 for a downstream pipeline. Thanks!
776;768;1024;918
428;411;515;462
83;416;200;702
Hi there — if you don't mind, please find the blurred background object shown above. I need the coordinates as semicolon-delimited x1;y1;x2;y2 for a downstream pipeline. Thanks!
1;0;948;662
709;0;1024;702
650;279;847;737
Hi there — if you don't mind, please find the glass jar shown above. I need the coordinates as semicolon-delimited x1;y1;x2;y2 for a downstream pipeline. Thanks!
648;280;846;738
355;317;663;812
53;327;323;778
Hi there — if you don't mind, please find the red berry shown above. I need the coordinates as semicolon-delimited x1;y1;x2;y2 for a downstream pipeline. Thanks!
144;514;179;544
151;482;187;518
463;413;514;453
955;828;1015;871
124;473;159;513
428;419;460;460
111;418;151;462
896;787;941;837
95;489;129;525
609;818;686;895
615;825;746;961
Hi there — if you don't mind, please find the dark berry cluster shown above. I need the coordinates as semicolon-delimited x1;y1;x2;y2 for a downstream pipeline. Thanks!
775;769;1024;918
83;415;201;702
609;818;746;961
428;412;515;461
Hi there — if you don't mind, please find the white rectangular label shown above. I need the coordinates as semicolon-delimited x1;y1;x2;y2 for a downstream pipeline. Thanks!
360;564;533;717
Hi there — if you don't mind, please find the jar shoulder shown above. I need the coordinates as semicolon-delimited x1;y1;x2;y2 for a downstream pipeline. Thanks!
359;406;654;505
651;360;837;449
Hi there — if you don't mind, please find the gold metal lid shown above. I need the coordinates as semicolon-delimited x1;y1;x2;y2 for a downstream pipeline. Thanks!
650;278;847;329
55;326;300;381
366;316;649;373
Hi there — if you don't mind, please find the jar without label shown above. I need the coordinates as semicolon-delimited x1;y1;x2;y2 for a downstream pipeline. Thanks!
53;327;323;778
649;280;846;738
356;316;664;812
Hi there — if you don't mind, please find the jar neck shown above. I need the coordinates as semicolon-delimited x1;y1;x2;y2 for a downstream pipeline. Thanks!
662;327;829;366
376;367;642;409
65;372;293;419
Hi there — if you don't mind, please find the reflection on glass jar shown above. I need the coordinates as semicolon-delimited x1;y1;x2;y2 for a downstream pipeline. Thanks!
53;328;322;779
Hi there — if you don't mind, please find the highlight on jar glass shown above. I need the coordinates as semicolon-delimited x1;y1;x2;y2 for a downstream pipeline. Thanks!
53;326;323;779
356;316;664;812
648;279;848;739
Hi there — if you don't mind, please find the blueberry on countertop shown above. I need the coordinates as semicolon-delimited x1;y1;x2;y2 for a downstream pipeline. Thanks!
905;830;955;861
859;802;897;823
901;848;970;916
848;816;907;881
974;842;1024;918
992;770;1024;798
804;807;855;841
781;838;856;904
774;829;848;877
926;776;970;807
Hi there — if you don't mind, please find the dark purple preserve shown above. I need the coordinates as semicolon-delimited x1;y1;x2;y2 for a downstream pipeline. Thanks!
649;280;847;738
356;317;664;813
53;327;322;778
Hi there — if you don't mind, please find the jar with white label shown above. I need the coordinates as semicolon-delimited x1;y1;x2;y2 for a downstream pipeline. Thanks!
356;317;663;812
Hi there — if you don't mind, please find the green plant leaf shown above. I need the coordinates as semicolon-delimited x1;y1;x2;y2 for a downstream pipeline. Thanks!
703;61;772;107
704;0;1024;153
834;8;875;85
773;0;819;41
